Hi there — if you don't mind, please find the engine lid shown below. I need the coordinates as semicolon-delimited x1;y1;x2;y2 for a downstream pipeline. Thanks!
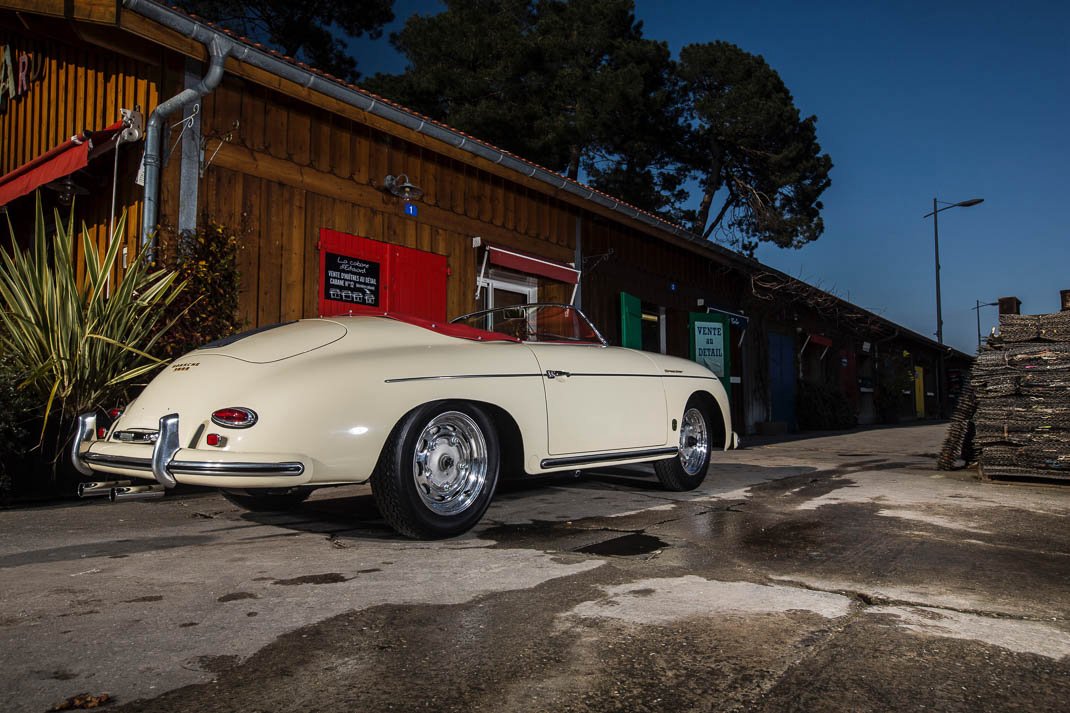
195;319;347;363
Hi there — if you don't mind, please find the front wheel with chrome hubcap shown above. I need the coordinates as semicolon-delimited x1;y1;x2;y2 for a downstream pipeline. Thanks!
654;399;713;491
372;402;499;539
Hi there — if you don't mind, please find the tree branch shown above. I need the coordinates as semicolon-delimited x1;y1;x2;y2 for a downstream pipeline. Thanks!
702;194;733;241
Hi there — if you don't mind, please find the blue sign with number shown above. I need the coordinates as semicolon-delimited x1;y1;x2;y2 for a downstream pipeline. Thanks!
404;202;418;217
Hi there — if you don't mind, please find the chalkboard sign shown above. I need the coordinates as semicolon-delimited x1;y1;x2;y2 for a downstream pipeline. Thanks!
324;252;380;307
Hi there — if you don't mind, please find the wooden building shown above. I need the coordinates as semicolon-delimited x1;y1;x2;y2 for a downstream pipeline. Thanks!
0;0;971;434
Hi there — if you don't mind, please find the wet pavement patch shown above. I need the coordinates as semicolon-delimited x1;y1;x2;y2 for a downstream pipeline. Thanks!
123;595;163;603
747;472;857;498
574;533;667;557
217;592;258;603
271;573;348;586
192;655;240;674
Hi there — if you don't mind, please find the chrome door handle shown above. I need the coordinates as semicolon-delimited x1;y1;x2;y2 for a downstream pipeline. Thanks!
545;370;572;379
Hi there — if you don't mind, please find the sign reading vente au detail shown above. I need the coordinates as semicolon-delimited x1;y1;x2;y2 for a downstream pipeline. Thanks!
694;321;726;378
0;45;45;113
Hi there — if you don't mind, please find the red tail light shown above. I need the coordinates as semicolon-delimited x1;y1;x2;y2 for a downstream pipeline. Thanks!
211;407;258;429
97;427;107;439
108;407;124;420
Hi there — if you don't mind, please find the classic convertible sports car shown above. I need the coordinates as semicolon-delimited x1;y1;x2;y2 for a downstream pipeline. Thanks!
74;304;735;538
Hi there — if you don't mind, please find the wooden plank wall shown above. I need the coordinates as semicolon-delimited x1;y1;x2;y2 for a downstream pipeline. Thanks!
1;27;743;347
0;31;162;285
194;75;579;327
581;214;748;350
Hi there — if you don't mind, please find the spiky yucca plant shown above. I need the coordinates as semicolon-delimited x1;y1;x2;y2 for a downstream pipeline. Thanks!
0;194;184;441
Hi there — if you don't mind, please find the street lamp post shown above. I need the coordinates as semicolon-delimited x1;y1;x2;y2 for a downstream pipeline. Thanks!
973;299;998;349
923;197;984;345
922;197;983;418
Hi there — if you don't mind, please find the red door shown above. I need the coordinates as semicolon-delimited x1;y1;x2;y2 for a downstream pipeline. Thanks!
319;229;447;321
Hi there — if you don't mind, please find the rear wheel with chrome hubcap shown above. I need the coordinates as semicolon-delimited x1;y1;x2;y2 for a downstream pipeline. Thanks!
372;401;499;539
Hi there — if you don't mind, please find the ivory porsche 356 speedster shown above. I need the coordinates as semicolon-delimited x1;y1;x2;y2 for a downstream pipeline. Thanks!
74;304;735;538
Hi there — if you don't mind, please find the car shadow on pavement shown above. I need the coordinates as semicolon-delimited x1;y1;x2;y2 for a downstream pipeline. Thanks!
0;535;217;569
240;493;397;540
236;468;669;542
238;463;815;543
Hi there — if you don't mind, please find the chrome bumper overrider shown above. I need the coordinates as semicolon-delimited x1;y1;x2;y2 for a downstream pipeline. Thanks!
74;412;305;488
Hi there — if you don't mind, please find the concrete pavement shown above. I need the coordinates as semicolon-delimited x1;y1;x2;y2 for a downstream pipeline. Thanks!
1;423;1067;712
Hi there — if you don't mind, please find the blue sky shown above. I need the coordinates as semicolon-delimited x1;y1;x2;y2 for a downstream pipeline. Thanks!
351;1;1069;354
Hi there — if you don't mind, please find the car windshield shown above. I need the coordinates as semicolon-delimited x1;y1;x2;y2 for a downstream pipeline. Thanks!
450;304;606;345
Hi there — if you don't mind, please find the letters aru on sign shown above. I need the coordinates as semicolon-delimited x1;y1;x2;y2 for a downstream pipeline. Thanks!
0;45;45;113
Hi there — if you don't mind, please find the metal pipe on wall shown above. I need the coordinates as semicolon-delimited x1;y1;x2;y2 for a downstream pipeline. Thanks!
135;10;231;248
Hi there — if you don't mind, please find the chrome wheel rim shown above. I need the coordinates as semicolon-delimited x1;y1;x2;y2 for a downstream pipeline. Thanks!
678;407;709;476
412;411;488;515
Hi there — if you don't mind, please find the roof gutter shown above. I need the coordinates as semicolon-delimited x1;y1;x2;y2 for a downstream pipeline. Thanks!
136;8;230;246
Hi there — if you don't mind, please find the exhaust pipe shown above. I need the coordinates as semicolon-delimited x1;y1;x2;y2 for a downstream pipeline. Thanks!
78;480;133;498
110;484;166;501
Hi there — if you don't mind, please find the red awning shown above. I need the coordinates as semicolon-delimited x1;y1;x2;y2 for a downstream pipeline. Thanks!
487;245;580;285
0;120;125;207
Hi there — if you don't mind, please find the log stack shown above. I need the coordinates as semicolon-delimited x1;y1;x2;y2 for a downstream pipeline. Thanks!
964;310;1070;481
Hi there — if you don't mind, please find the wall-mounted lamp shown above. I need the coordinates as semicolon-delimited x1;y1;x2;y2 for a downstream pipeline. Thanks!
382;174;424;201
45;176;90;205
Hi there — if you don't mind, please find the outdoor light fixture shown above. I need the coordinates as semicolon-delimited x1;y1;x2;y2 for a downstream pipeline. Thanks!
923;196;984;345
45;176;89;205
973;299;999;349
923;195;983;418
382;173;425;201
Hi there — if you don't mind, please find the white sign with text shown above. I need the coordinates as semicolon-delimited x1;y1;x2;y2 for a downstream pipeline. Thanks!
694;321;726;377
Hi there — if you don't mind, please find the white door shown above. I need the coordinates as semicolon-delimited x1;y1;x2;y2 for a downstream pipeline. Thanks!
528;344;668;455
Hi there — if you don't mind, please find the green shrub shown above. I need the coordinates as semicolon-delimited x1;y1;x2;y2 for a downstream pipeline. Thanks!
152;220;243;360
0;194;184;447
797;381;856;431
0;353;37;499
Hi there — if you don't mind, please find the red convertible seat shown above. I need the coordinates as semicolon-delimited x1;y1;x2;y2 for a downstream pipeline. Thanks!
380;313;521;343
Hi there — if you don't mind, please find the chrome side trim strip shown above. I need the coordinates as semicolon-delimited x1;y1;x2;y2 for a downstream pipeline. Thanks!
385;373;718;384
556;373;720;380
541;446;678;469
385;373;542;384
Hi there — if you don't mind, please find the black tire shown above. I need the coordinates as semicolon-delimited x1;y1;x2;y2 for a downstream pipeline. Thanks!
372;401;500;539
654;398;715;491
221;488;311;512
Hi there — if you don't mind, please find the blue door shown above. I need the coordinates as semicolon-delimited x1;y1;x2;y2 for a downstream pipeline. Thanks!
768;332;796;429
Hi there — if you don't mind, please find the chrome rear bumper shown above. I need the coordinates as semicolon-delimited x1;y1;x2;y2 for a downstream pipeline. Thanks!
74;412;305;488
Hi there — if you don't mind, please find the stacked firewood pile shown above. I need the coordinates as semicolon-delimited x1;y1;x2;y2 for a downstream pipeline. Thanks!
940;310;1070;480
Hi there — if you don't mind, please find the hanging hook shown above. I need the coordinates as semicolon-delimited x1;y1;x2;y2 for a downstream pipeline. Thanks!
166;103;200;161
200;120;239;176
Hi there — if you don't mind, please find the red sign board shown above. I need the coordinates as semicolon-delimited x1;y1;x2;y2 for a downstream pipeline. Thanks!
318;229;447;322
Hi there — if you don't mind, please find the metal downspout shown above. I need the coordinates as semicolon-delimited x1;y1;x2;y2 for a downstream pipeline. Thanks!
140;34;231;248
